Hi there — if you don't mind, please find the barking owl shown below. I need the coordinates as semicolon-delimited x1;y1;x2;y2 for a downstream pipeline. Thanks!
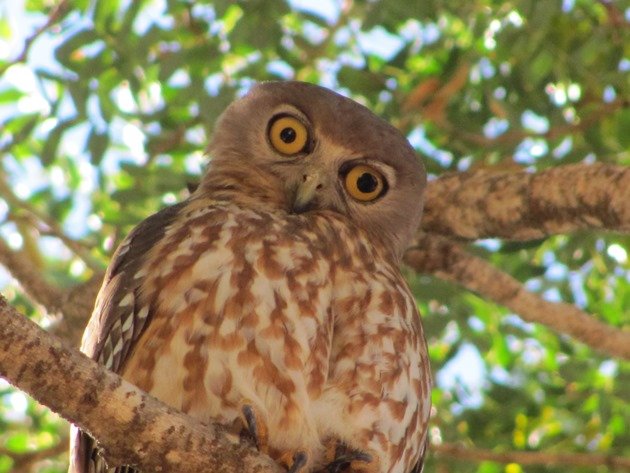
69;81;430;473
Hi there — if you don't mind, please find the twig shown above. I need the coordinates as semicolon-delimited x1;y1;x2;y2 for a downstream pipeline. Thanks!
0;1;71;75
53;274;104;346
0;174;103;271
404;233;630;360
432;442;630;470
0;237;64;312
441;99;626;148
0;297;283;473
0;234;102;346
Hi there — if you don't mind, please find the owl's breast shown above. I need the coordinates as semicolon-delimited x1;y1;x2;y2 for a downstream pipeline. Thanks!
121;203;339;428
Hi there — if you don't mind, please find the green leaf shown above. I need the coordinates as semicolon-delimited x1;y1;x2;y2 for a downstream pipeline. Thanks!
54;28;100;67
5;432;28;452
0;88;25;104
337;67;387;96
0;18;11;39
87;128;109;165
41;119;78;165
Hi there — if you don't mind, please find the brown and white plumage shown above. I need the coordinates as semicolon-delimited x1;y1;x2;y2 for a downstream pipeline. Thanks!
69;81;430;473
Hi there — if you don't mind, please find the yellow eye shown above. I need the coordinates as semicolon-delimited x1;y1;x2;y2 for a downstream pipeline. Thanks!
344;165;386;202
268;115;309;155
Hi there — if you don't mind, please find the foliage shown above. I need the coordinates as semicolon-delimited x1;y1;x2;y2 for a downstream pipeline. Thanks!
0;0;628;471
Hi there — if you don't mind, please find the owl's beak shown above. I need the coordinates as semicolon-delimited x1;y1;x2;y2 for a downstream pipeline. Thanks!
292;173;323;213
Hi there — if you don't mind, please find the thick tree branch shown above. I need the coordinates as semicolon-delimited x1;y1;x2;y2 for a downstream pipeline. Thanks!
0;297;283;473
422;163;630;240
404;234;630;360
432;443;630;470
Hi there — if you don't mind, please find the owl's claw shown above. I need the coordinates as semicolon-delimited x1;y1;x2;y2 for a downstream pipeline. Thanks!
322;442;372;472
242;404;307;472
280;451;308;473
241;404;268;453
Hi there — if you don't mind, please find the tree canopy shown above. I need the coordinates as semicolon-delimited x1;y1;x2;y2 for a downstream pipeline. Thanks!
0;1;628;472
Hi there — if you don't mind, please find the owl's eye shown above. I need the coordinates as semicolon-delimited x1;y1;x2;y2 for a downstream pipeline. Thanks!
343;164;387;202
268;115;309;156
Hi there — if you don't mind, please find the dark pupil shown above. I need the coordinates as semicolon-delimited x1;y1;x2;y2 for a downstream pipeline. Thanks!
357;173;378;193
280;127;296;143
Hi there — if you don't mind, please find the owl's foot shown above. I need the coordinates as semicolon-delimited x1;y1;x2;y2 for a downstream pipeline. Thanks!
321;441;373;472
241;404;308;472
241;404;269;453
279;451;308;473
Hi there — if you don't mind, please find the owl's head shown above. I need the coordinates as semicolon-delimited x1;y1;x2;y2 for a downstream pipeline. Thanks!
203;81;426;258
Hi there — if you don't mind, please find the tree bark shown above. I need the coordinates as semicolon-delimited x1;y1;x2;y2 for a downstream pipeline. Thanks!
422;163;630;240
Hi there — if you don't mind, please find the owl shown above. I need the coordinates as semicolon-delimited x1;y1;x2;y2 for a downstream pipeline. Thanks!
69;81;430;473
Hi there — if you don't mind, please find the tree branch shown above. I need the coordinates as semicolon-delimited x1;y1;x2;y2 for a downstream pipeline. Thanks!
432;442;630;470
0;297;283;473
0;237;102;345
422;163;630;240
0;1;71;74
52;275;103;345
0;436;69;473
0;174;103;272
404;234;630;360
0;237;64;312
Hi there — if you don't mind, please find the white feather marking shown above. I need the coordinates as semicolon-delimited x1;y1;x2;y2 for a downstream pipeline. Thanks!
104;352;114;369
118;292;134;307
117;242;130;257
191;247;234;280
121;313;134;333
134;266;148;279
112;336;124;358
213;272;233;314
110;317;122;335
137;305;149;320
185;287;206;305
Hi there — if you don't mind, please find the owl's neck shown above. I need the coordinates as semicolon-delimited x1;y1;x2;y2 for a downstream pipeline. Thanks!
195;160;289;212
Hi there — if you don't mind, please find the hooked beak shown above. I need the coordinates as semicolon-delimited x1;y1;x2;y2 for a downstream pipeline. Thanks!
292;172;324;213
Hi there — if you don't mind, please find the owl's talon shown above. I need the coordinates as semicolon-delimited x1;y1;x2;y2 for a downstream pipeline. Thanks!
325;453;372;472
322;442;372;472
241;404;268;453
279;451;308;473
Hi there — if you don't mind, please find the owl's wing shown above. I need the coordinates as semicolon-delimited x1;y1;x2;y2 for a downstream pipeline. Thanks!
410;437;427;473
68;202;186;473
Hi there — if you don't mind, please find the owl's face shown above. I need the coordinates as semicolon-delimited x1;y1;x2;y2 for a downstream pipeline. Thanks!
205;81;426;258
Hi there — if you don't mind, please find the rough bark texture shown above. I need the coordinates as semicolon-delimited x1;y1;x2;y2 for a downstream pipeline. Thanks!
0;296;283;473
405;233;630;360
422;163;630;240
